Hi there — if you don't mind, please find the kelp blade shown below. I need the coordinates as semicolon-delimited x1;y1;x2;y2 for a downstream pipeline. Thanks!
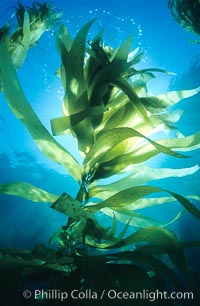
87;185;200;218
0;42;81;182
0;182;58;203
90;165;199;198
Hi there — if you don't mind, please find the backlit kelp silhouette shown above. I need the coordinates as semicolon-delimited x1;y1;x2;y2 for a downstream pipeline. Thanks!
169;0;200;43
0;3;200;305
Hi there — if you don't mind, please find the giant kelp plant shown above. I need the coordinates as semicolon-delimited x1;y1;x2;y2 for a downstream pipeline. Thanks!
0;2;200;306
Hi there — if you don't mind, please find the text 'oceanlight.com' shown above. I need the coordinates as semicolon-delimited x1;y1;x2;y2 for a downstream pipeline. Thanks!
22;288;194;302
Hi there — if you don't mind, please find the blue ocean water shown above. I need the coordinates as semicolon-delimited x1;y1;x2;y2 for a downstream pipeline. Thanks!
0;0;199;274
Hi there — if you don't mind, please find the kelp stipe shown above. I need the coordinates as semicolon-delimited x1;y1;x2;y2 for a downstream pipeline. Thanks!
0;4;200;305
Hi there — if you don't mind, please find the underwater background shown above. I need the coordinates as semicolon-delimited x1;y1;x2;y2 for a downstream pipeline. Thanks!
0;0;200;280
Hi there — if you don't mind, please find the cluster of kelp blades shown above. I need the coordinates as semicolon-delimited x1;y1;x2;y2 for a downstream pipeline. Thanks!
0;2;200;302
0;1;62;89
168;0;200;43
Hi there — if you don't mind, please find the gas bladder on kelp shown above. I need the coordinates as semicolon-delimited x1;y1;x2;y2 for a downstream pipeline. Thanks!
0;10;200;301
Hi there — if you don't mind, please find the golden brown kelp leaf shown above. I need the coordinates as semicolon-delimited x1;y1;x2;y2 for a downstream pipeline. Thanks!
50;106;104;136
0;182;58;203
92;130;200;179
87;185;200;219
85;29;109;86
54;20;200;161
89;165;199;198
0;42;81;181
14;1;62;47
141;87;200;111
54;25;174;151
83;127;187;180
55;21;95;153
100;207;184;228
87;36;133;107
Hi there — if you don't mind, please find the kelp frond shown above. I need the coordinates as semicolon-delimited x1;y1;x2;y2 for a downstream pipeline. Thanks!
0;14;200;294
0;1;62;91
